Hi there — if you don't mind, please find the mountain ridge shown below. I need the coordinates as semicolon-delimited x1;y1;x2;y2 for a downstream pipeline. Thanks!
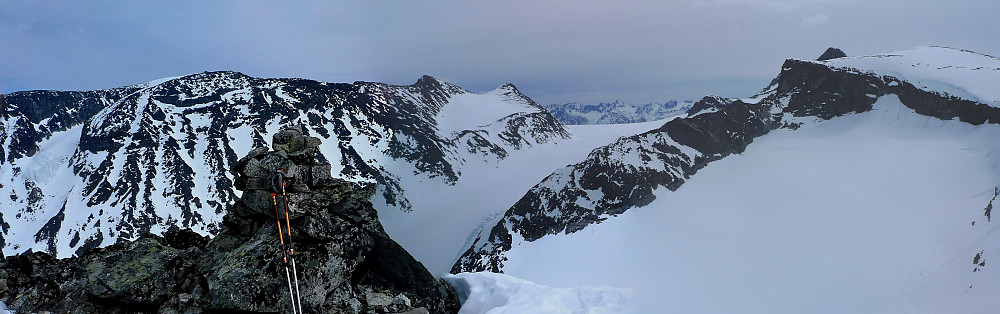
453;46;1000;273
0;71;569;258
543;100;691;125
0;128;462;313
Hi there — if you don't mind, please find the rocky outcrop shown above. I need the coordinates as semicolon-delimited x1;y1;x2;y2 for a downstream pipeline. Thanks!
816;47;847;61
773;59;883;120
0;87;139;162
775;58;1000;125
686;96;732;116
0;127;460;313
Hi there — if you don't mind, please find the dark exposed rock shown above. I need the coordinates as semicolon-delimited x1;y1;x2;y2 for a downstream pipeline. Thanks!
775;59;882;120
816;47;847;61
2;88;138;162
985;187;997;222
973;250;987;272
1;127;460;313
686;96;732;116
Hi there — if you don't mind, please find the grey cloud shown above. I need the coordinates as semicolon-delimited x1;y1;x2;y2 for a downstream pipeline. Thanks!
1;0;998;105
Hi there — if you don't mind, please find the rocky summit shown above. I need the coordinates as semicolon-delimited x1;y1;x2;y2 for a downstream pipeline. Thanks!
816;47;847;61
0;127;460;313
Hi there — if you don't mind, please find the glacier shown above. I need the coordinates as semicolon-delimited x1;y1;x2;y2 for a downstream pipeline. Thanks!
451;46;1000;312
495;95;1000;312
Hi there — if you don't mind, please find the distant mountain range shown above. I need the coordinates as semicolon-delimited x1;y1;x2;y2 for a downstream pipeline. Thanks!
542;100;691;125
5;44;1000;313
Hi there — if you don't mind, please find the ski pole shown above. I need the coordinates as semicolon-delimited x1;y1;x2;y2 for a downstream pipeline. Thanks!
278;170;303;314
273;193;300;314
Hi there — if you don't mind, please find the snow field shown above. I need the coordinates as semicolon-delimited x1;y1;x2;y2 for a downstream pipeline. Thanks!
498;95;1000;313
444;272;633;314
374;116;671;276
820;46;1000;107
1;125;84;255
435;86;537;138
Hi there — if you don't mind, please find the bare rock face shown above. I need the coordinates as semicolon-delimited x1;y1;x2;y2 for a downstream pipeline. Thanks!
0;126;460;313
816;47;847;61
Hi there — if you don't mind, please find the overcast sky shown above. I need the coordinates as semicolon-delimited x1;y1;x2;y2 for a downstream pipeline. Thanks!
2;0;998;105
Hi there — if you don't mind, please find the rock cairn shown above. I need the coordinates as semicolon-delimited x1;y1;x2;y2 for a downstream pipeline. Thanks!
225;126;344;237
0;127;460;313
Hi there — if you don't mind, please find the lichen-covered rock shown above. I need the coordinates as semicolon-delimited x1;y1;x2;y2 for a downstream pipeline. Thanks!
1;126;460;313
0;229;210;313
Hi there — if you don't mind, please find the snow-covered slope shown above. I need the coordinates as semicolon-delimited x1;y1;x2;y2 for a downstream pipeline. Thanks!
820;46;1000;107
435;83;570;162
0;73;570;257
454;44;1000;294
456;96;774;273
444;272;633;313
376;120;668;275
543;100;691;125
497;96;1000;312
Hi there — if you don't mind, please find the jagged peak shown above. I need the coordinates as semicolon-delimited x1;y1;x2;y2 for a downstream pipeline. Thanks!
485;83;546;110
408;75;469;97
687;95;732;116
414;74;442;86
697;95;729;103
489;82;523;96
817;47;847;61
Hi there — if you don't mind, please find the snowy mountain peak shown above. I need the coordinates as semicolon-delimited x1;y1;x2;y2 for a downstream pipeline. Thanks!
488;83;525;98
813;46;1000;107
434;81;570;164
411;74;468;94
399;75;469;110
413;74;445;88
0;72;570;258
